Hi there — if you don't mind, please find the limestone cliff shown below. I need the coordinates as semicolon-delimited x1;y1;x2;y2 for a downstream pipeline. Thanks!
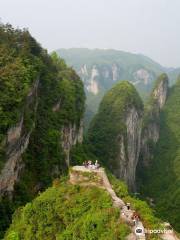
116;107;142;190
88;81;143;190
79;64;153;95
0;78;39;196
0;25;85;200
61;120;83;166
88;75;169;190
138;75;180;232
140;74;169;167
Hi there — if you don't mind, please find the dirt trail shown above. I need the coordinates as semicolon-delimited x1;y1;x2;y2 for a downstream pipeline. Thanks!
70;166;179;240
71;166;145;239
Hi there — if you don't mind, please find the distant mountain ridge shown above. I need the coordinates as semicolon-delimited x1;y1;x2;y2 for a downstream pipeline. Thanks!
56;48;180;128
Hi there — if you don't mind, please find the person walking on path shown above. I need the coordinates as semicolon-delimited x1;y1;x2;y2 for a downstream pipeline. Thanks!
127;202;131;210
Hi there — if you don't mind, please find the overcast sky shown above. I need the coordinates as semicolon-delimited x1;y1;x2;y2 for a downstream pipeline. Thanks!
1;0;180;67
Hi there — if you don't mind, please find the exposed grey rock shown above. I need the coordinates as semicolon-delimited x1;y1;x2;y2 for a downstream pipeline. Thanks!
78;64;89;80
61;119;83;166
0;131;32;196
133;69;153;85
0;79;39;196
86;65;99;95
112;64;119;81
116;107;143;190
153;78;168;109
140;75;169;167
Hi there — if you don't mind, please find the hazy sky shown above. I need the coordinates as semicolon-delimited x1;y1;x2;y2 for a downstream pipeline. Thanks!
1;0;180;67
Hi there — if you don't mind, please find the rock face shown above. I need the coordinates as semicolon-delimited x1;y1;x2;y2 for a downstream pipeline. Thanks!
88;81;143;190
89;75;169;190
140;74;169;167
112;64;120;81
79;64;153;95
133;69;153;86
139;76;180;232
0;79;39;196
0;74;84;196
116;107;142;190
77;61;156;102
83;65;100;95
61;120;83;166
57;48;180;132
153;76;168;109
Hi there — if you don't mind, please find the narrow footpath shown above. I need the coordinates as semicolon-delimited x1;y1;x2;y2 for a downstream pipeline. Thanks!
70;166;145;239
70;166;179;240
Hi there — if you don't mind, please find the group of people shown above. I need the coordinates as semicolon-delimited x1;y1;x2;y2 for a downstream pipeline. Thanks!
126;203;140;226
83;160;100;170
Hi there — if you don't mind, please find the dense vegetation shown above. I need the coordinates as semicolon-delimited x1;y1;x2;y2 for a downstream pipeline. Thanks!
142;73;169;129
88;81;143;171
0;23;85;238
5;179;130;240
1;23;179;239
141;76;180;231
108;172;162;232
0;23;43;168
5;171;165;240
18;51;85;193
56;48;180;129
87;75;180;233
0;24;41;137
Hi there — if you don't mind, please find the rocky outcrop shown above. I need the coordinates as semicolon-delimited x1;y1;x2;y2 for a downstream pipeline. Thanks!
133;69;154;85
79;64;88;78
153;77;168;109
86;65;99;95
140;74;169;167
79;63;155;98
113;75;168;188
112;64;120;81
116;107;143;190
0;79;39;196
86;79;99;95
61;120;83;166
88;81;144;190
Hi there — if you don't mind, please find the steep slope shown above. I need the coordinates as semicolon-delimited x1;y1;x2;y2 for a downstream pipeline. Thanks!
87;74;180;232
139;76;180;232
5;168;166;240
56;48;180;129
5;179;130;240
0;24;85;237
88;81;143;190
139;73;169;168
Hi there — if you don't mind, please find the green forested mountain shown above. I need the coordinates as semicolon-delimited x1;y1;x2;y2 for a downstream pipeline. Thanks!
88;74;180;232
56;48;180;129
140;76;180;231
88;80;143;165
0;24;85;237
88;81;143;189
1;23;180;240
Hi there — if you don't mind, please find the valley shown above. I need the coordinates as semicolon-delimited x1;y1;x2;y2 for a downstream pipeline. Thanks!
56;48;180;129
